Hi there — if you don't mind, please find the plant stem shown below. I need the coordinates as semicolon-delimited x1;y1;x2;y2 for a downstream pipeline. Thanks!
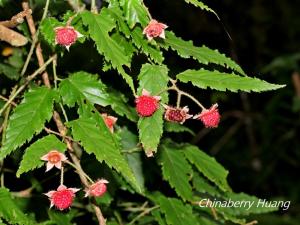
41;0;50;20
128;206;160;225
60;165;64;185
65;160;94;183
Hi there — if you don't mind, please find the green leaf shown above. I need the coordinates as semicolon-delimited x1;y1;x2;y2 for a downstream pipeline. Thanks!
164;122;195;135
184;0;219;19
0;87;57;160
156;195;200;225
0;188;36;225
39;17;62;46
108;89;138;122
131;26;164;64
192;172;222;197
59;71;110;107
119;127;144;190
68;117;141;192
183;144;231;192
81;10;135;93
151;210;167;225
121;0;149;28
177;69;286;92
0;63;19;80
137;64;169;155
162;32;245;75
17;135;66;177
81;10;130;69
48;210;74;225
158;142;193;201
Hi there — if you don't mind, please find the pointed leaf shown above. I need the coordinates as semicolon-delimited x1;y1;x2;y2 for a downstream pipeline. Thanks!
184;0;219;19
162;32;245;75
183;144;231;192
131;26;164;64
0;188;36;225
39;17;63;46
59;71;110;107
121;0;149;28
17;135;66;177
68;117;140;192
0;87;57;160
158;143;193;201
137;64;169;155
81;10;130;68
177;69;285;92
164;122;195;135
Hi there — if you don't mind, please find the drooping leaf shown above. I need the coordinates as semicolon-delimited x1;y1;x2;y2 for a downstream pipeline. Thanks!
158;142;193;201
121;0;149;28
162;32;245;75
156;195;200;225
131;26;164;64
119;127;144;190
164;122;195;135
0;87;57;160
177;69;285;92
0;188;36;225
17;135;66;177
184;0;219;19
81;10;135;93
183;144;231;192
59;71;110;107
68;117;141;192
137;64;169;155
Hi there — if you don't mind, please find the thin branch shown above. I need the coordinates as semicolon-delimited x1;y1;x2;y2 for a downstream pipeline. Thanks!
0;95;17;107
0;55;55;115
0;9;32;28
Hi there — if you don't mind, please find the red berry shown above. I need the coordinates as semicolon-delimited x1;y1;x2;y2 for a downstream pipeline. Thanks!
143;19;168;40
164;106;192;124
194;104;220;128
45;185;80;211
136;89;161;117
54;26;82;50
85;179;109;197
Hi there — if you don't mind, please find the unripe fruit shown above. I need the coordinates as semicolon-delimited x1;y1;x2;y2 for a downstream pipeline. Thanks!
164;106;192;124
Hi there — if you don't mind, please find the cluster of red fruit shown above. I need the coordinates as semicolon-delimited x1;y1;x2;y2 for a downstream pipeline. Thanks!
135;89;220;128
41;151;109;210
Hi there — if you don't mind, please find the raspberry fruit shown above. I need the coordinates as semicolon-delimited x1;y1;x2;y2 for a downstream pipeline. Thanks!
45;185;80;210
194;104;220;128
85;179;109;197
164;106;192;124
143;19;168;40
54;26;82;50
135;89;161;117
102;114;117;133
40;150;67;172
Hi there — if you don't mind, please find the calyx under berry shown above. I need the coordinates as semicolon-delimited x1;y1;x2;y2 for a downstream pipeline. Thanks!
40;150;67;172
143;19;168;40
164;106;192;124
45;185;80;211
194;104;220;128
54;26;82;50
135;89;161;117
